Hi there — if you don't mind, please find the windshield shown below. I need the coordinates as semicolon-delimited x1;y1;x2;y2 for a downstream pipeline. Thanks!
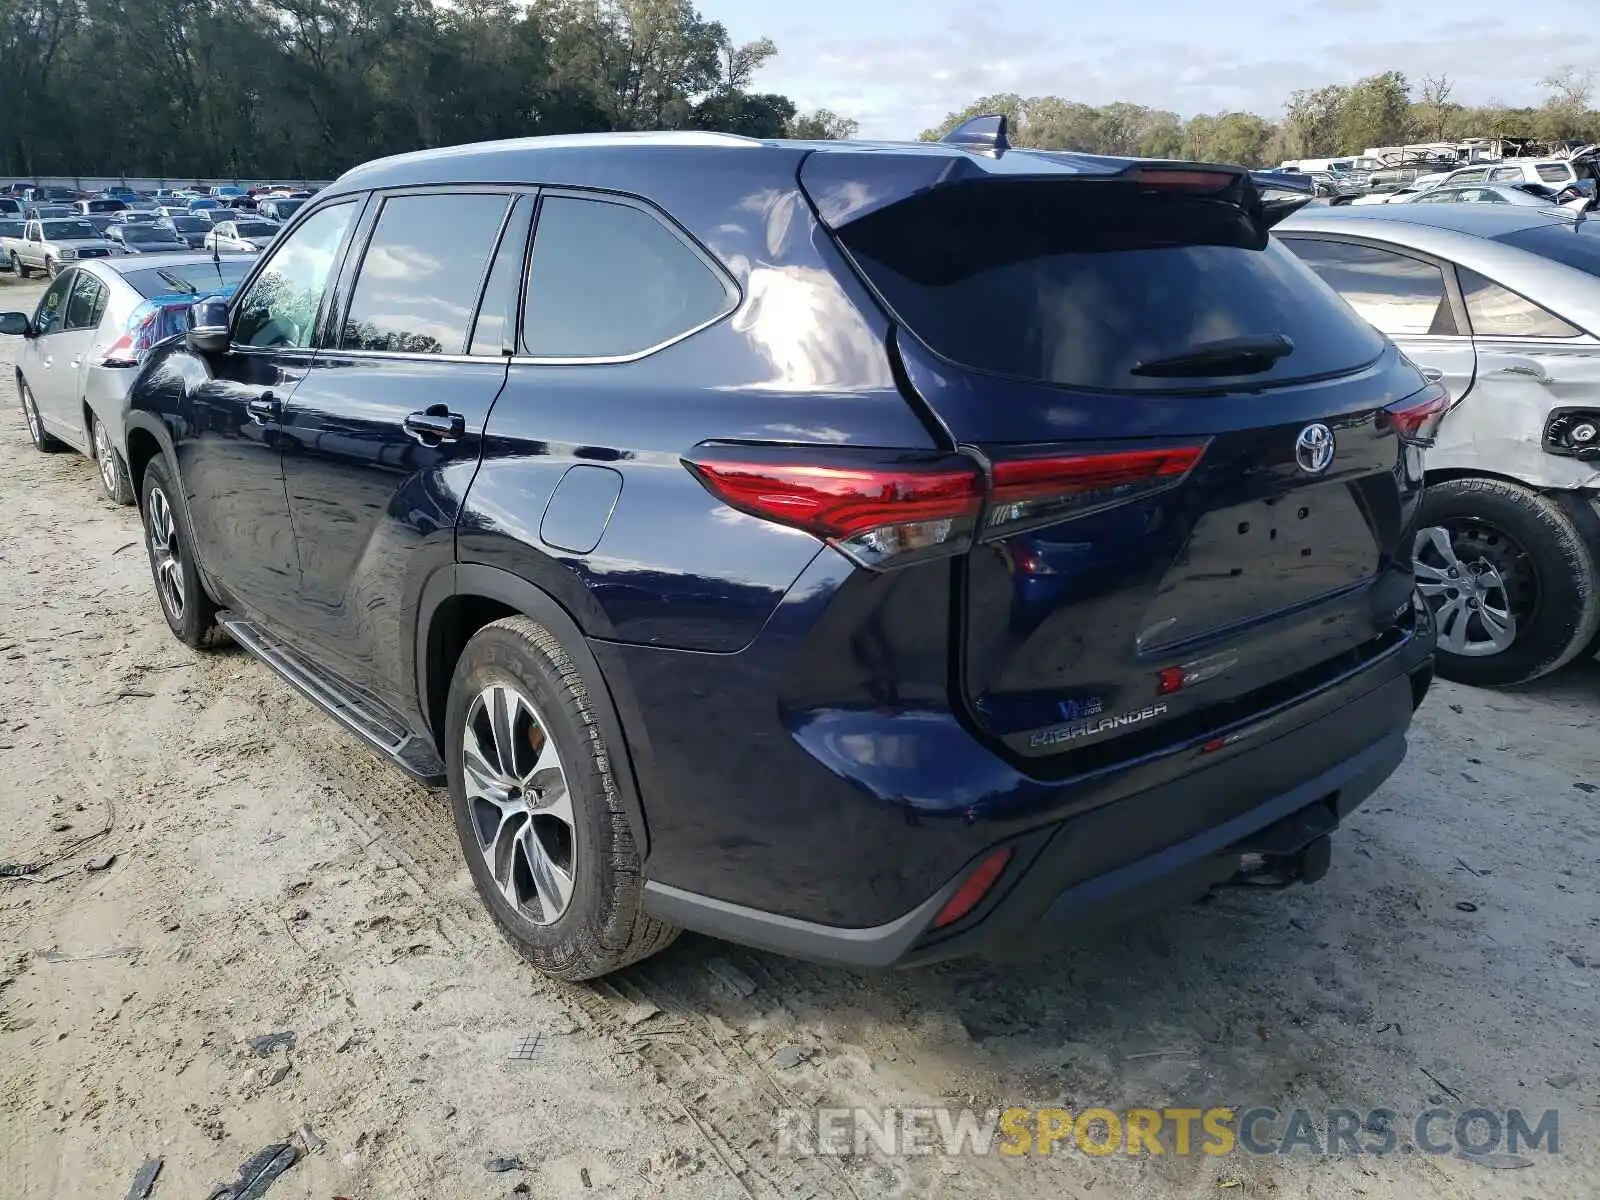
41;219;98;239
170;217;209;232
85;199;127;212
266;199;305;219
1495;222;1600;279
123;260;251;298
236;222;279;238
0;220;22;237
838;183;1385;392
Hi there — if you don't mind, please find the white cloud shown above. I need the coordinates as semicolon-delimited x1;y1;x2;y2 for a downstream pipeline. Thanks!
753;6;1600;139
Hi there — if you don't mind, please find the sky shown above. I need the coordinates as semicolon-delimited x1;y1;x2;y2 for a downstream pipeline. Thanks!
720;0;1600;139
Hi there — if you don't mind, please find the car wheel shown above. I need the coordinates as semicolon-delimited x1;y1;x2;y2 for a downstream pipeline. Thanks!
9;253;28;279
91;412;135;504
44;258;58;278
1415;477;1600;686
18;377;64;452
445;615;677;981
140;455;226;649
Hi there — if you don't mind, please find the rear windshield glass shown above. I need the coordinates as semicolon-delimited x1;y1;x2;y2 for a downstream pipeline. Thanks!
122;260;251;298
837;183;1385;392
1494;222;1600;278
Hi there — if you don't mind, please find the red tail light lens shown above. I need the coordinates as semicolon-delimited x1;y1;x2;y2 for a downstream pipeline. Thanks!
686;443;1207;568
101;332;140;366
932;847;1013;929
1123;168;1237;191
1384;383;1450;446
683;448;983;569
983;445;1205;538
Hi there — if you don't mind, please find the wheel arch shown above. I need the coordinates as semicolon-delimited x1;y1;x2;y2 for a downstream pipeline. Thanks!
124;414;170;504
417;564;652;859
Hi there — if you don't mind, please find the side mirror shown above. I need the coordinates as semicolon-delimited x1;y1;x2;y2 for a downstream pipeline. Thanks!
0;312;31;337
186;297;230;354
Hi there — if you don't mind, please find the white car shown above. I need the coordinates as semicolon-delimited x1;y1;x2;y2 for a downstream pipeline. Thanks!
1398;150;1599;204
203;218;281;253
1280;204;1600;686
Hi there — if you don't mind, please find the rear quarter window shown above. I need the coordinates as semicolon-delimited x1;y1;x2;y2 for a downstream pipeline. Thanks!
836;184;1386;392
1537;164;1576;184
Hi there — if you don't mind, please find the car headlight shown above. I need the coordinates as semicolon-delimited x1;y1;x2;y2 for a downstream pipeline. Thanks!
58;248;77;260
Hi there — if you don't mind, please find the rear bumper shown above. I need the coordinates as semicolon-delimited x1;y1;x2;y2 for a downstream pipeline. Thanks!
640;652;1433;968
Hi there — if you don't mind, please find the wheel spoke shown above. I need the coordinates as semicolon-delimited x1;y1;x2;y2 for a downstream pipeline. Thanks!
1478;601;1516;648
520;823;574;919
489;685;521;778
462;731;504;799
1416;580;1450;598
1416;526;1459;570
1435;597;1470;652
1413;559;1450;583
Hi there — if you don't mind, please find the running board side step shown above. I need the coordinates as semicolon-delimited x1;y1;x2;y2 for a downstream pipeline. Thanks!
218;611;446;785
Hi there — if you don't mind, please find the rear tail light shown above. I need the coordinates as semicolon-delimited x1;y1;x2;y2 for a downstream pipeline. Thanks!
932;847;1013;929
1123;168;1237;191
1383;383;1449;446
685;442;1207;569
683;448;983;569
101;301;185;367
983;445;1204;538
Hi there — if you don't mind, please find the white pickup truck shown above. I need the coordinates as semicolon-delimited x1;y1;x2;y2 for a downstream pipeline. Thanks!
1;217;123;278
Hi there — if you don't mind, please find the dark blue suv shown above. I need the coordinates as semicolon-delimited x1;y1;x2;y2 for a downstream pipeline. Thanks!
124;126;1438;980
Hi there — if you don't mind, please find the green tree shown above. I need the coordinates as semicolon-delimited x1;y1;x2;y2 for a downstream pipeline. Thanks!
1337;71;1411;151
1537;66;1597;142
918;92;1025;142
1184;112;1273;166
787;109;859;139
1283;84;1346;157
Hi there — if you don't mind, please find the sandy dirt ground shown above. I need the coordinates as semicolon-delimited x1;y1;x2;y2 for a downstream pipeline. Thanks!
1;272;1598;1200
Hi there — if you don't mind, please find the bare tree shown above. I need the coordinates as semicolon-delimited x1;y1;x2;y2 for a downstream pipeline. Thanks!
1418;74;1454;141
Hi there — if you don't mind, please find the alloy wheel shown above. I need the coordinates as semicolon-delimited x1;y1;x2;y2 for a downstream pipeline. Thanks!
146;485;185;620
462;683;576;926
21;386;42;444
1414;524;1529;657
94;419;118;494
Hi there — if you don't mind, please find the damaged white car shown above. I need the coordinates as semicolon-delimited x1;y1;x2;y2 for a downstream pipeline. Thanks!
1281;204;1600;685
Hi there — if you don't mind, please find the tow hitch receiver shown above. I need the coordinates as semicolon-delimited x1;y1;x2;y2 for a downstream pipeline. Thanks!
1224;801;1339;889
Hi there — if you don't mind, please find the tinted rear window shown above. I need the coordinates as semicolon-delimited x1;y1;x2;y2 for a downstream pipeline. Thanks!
837;184;1386;392
122;260;252;298
1495;222;1600;279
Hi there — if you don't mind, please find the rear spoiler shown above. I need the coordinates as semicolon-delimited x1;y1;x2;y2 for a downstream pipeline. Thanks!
807;124;1318;234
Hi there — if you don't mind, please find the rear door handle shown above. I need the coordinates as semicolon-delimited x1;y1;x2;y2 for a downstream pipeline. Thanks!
403;409;465;444
246;392;277;423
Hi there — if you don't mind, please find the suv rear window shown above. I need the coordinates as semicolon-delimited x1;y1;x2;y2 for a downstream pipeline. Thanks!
1495;222;1600;278
836;184;1386;392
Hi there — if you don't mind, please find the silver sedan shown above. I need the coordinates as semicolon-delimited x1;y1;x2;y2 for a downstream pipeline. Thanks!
0;254;253;502
1279;204;1600;686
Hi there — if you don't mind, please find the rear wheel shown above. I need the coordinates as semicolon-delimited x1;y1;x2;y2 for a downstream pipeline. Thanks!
9;253;28;279
445;616;677;981
1415;477;1600;686
19;378;64;452
92;413;134;504
140;454;225;649
44;257;58;279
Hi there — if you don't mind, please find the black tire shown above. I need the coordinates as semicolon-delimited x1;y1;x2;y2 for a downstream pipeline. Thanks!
18;376;65;452
445;615;677;981
139;454;226;649
1417;477;1600;686
9;253;29;279
91;412;135;504
44;257;58;279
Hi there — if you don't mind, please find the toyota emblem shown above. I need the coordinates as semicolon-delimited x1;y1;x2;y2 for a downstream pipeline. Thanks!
1295;423;1335;475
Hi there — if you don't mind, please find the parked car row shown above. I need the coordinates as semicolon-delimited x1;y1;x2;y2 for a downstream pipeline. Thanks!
0;131;1587;984
1286;148;1600;211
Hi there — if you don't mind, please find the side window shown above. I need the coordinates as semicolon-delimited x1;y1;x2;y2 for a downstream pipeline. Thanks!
33;270;75;336
1460;189;1505;204
469;196;532;357
1282;239;1459;337
342;192;510;355
1414;190;1454;204
1488;167;1523;182
521;195;735;359
1537;164;1575;184
64;273;107;331
1453;169;1487;183
1458;268;1580;339
234;202;356;349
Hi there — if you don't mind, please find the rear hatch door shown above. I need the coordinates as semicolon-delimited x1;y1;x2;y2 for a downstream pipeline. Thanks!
804;149;1432;766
